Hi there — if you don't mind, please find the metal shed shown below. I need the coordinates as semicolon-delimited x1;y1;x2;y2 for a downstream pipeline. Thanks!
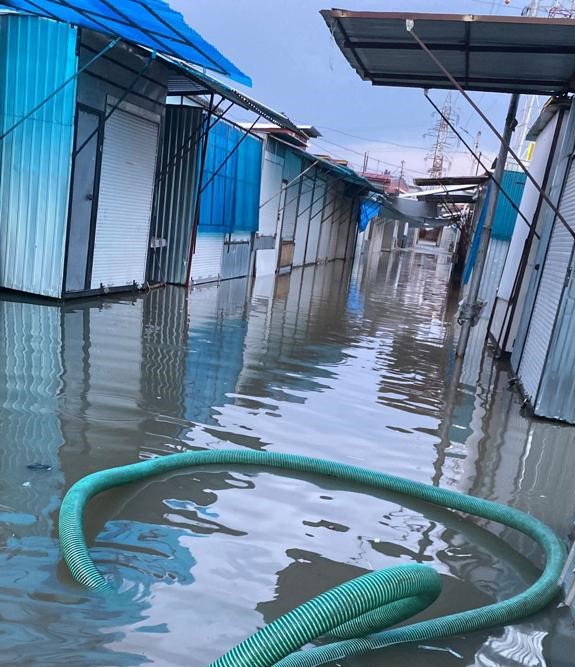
511;100;575;422
0;3;251;299
256;134;372;277
149;62;302;287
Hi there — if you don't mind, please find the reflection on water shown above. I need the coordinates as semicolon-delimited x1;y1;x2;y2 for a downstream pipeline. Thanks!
0;250;574;666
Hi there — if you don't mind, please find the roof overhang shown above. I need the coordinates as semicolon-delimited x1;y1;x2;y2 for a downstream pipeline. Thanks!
321;10;575;94
162;56;303;136
1;0;251;85
526;96;573;141
378;196;454;228
401;183;483;203
413;175;488;187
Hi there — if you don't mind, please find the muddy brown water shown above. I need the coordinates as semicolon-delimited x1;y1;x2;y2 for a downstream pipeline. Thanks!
0;249;573;666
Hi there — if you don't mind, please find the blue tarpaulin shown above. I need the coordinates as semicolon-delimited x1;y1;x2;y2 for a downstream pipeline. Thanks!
199;122;262;234
0;0;251;85
359;198;381;232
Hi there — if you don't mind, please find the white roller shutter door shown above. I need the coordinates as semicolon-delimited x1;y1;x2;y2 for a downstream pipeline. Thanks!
191;232;224;283
518;160;575;402
91;107;159;289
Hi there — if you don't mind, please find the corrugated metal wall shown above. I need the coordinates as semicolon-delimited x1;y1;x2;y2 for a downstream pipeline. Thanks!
279;151;303;242
478;238;512;315
199;121;262;233
491;170;528;240
293;173;315;266
150;106;203;285
221;233;252;280
537;260;575;422
0;16;78;297
518;161;575;407
305;178;326;264
464;170;527;284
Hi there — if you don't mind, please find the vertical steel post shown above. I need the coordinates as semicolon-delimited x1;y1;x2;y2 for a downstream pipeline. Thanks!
456;93;520;358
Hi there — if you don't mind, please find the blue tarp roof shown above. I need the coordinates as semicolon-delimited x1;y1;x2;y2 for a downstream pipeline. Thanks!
0;0;251;86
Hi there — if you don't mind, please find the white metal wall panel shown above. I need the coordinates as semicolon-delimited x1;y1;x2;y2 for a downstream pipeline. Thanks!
328;207;341;260
91;108;159;289
221;233;252;280
293;176;314;267
191;232;225;283
518;161;575;403
259;151;284;236
316;189;335;262
336;200;352;258
478;238;511;317
305;179;326;265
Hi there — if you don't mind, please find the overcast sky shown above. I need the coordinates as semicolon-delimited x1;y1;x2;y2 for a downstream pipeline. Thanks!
171;0;546;181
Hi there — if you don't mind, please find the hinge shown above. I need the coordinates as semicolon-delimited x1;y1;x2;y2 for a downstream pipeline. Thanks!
565;266;572;288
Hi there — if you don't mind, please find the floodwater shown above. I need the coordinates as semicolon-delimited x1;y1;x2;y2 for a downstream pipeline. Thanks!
0;247;574;666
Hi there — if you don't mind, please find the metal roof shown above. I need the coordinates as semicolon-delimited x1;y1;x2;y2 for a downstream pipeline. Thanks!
413;175;488;187
269;137;376;191
163;56;302;134
321;10;575;94
0;0;251;85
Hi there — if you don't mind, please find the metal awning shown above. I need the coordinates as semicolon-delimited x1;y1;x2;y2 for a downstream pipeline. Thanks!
0;0;251;85
380;197;450;228
413;175;488;187
163;57;302;135
321;10;575;94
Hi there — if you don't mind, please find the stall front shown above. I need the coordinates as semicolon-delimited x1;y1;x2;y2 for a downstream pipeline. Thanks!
0;2;250;299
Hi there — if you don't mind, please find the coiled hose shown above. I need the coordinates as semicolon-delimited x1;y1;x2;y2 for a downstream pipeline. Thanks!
59;449;566;667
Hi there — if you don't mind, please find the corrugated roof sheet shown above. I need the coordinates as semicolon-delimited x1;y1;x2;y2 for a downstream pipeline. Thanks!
0;0;251;85
321;10;575;94
162;56;302;136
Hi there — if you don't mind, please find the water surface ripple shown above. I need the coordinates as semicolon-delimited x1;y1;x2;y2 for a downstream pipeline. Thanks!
0;250;573;666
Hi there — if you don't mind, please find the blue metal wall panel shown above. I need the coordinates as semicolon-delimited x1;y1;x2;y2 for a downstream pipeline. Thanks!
199;121;262;234
0;16;78;297
491;170;527;240
463;169;527;283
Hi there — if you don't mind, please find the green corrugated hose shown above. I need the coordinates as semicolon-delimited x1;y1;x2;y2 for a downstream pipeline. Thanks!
59;450;566;667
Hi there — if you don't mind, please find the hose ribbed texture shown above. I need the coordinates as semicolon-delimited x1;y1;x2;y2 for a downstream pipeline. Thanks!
58;450;566;667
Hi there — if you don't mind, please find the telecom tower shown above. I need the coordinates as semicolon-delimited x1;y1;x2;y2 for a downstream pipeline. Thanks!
425;92;459;179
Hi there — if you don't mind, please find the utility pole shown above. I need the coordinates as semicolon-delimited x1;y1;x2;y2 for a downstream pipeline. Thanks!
471;131;481;176
362;151;369;175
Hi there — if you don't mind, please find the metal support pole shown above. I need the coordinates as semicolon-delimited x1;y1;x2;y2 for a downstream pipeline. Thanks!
456;93;520;358
185;98;215;287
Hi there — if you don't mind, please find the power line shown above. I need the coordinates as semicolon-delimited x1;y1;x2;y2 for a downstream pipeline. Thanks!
316;125;470;155
310;136;430;176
